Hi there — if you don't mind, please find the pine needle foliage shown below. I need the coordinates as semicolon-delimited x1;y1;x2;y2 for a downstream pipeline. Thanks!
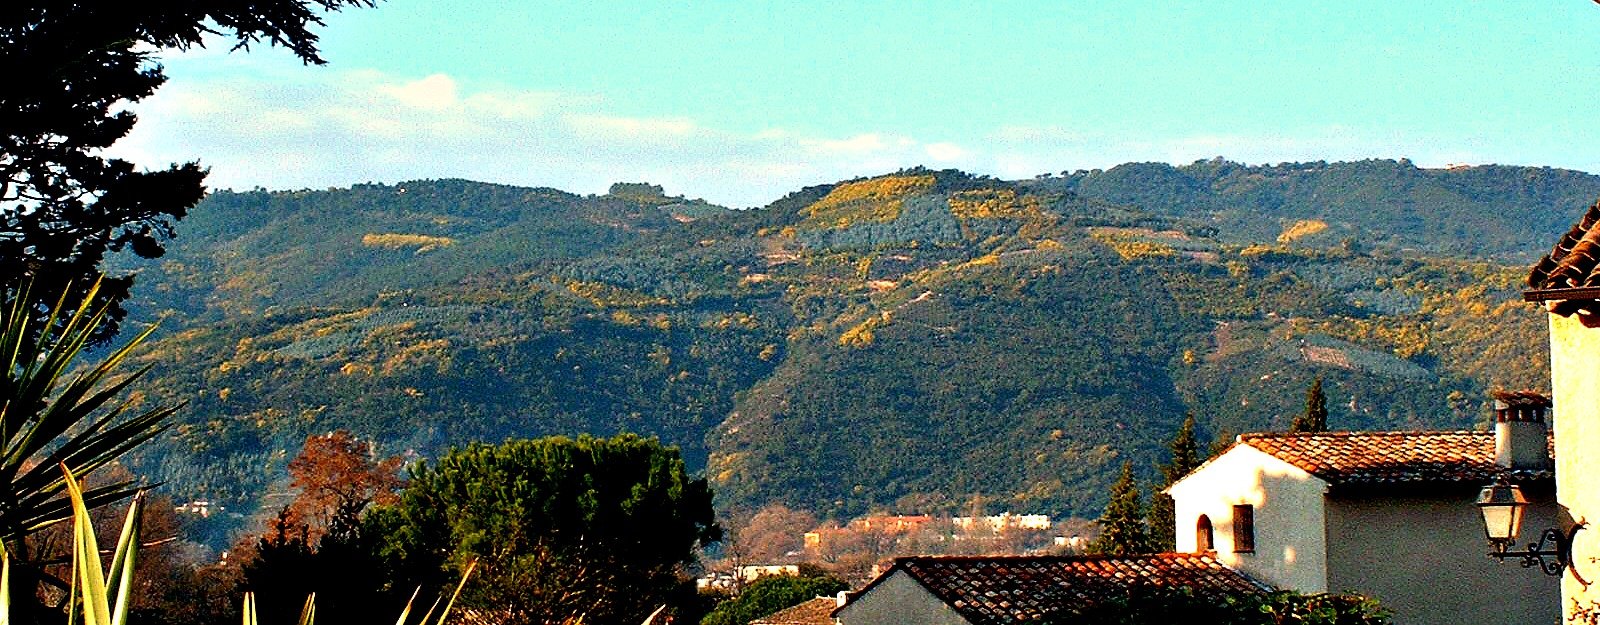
1290;377;1329;433
1148;414;1204;551
1089;462;1152;556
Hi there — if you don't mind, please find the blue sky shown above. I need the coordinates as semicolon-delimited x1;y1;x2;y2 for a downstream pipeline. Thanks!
110;1;1600;207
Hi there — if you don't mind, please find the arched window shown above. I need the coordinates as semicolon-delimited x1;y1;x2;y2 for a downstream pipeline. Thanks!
1196;514;1214;552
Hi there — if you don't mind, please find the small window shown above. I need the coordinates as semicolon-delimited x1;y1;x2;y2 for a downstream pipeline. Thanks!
1196;515;1214;552
1232;504;1255;553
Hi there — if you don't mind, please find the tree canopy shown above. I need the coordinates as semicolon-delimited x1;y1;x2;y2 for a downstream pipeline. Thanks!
1291;377;1329;433
700;573;847;625
365;434;720;625
1089;462;1152;556
1149;414;1205;551
1;0;374;340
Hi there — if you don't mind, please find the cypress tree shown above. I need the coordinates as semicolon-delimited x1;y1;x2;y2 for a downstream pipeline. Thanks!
1148;414;1204;551
1290;377;1329;433
1090;461;1152;555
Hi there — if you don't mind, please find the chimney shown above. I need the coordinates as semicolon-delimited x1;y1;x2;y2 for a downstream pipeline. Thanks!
1492;391;1552;470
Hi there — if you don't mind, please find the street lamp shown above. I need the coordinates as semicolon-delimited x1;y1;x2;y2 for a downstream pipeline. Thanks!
1477;478;1527;555
1476;477;1586;580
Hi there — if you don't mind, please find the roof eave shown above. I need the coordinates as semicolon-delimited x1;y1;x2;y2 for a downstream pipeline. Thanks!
1525;287;1600;302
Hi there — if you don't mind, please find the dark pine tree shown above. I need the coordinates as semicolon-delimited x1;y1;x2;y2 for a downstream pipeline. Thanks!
1089;461;1152;556
1148;414;1204;551
1290;376;1329;433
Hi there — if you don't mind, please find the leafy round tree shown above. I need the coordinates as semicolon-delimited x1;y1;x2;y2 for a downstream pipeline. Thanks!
366;434;720;625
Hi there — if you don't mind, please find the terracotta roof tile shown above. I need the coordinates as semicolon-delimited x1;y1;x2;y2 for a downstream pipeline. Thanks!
750;597;837;625
1528;198;1600;319
858;554;1266;625
1238;431;1552;487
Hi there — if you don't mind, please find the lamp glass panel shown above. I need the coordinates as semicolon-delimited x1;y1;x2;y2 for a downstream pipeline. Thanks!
1481;503;1519;541
1476;482;1529;543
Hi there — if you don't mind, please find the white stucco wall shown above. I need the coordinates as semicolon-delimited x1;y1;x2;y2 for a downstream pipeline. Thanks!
833;570;970;625
1549;313;1600;621
1325;493;1559;625
1167;445;1329;591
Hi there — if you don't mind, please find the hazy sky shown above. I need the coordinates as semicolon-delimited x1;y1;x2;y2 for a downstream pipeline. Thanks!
110;1;1600;207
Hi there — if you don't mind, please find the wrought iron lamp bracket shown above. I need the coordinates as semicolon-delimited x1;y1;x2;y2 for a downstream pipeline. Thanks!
1493;522;1589;583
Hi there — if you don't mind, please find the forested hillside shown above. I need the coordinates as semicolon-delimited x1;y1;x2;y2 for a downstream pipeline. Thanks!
1042;158;1600;260
119;161;1575;528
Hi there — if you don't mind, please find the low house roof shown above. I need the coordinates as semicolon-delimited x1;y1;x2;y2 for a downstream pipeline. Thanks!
750;597;836;625
1527;198;1600;319
1232;431;1552;489
837;554;1267;625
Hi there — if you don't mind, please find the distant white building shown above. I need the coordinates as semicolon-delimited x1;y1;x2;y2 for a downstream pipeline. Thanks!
950;513;1051;532
1166;416;1558;625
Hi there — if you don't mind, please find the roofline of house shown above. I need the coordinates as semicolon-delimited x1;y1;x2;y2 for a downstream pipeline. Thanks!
1525;287;1600;302
1163;439;1323;496
829;553;1269;621
1165;430;1555;496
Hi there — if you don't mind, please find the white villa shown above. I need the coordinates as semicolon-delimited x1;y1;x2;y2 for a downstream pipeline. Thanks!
1165;396;1559;625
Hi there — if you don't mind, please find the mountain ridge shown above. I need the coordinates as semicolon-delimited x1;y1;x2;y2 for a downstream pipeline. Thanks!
117;159;1574;527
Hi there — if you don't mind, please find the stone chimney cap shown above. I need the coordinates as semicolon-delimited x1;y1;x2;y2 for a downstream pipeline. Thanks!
1491;391;1552;409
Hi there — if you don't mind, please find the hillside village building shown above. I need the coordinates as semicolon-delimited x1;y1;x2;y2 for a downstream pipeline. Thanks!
1525;198;1600;621
1165;408;1559;625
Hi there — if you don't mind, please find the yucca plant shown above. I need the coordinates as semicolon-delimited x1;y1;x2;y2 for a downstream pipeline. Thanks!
0;279;177;543
59;463;145;625
241;560;477;625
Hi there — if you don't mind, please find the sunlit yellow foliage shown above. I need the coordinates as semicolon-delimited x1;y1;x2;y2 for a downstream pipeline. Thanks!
758;344;779;361
711;312;758;329
563;279;671;308
1089;231;1175;260
1277;219;1329;245
1298;264;1547;391
1036;239;1063;251
948;189;1042;219
340;362;375;376
963;252;1000;268
1226;261;1251;279
800;174;935;228
839;311;892;348
361;233;456;252
380;338;450;375
611;310;641;326
1239;244;1277;257
856;256;873;280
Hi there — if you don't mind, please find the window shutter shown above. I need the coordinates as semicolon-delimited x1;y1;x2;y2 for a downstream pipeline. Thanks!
1232;504;1255;553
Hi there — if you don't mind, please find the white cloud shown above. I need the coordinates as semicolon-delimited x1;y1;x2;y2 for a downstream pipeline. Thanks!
379;73;459;110
107;66;1507;207
924;142;967;162
799;133;892;155
567;114;697;138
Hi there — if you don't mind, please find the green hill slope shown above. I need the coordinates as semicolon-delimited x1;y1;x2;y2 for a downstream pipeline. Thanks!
1041;158;1600;260
119;164;1568;525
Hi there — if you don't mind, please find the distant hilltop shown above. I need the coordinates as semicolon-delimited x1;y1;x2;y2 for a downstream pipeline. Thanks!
125;159;1575;527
